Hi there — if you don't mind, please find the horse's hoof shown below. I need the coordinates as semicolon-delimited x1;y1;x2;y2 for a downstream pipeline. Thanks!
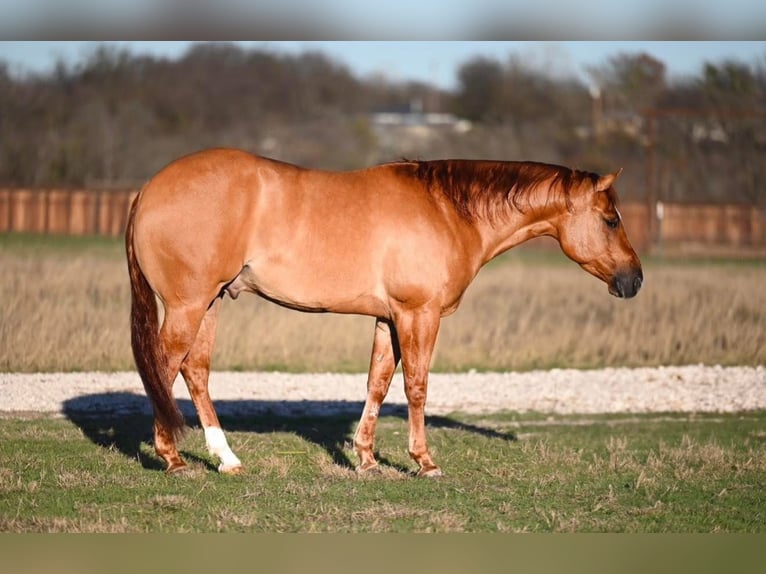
417;466;443;478
355;462;381;475
218;463;244;475
166;462;189;475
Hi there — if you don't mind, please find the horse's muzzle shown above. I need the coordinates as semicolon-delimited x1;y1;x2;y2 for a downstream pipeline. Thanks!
609;268;643;299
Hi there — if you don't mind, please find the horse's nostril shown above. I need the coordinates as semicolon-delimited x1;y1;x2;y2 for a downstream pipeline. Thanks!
611;269;642;298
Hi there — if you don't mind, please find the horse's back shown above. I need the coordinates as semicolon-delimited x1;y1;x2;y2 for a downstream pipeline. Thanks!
137;148;297;209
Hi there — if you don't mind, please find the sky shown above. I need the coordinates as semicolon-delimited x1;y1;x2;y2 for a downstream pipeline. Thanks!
1;41;764;90
2;0;766;38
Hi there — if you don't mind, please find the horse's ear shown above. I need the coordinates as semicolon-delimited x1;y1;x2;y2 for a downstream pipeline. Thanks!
595;168;623;192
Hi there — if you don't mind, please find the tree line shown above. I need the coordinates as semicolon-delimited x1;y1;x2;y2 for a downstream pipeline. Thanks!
1;43;764;204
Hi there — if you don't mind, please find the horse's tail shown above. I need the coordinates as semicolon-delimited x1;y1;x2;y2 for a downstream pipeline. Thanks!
125;193;185;439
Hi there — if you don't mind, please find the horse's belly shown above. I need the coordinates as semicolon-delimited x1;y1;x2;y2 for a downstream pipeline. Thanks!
228;257;388;317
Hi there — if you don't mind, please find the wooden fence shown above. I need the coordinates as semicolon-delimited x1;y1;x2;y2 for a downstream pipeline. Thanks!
0;189;138;237
1;188;764;254
611;202;765;253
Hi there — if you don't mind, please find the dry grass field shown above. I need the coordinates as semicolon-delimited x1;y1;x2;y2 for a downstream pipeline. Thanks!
1;234;764;373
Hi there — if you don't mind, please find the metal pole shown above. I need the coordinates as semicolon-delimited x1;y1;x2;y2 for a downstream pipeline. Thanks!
645;110;657;251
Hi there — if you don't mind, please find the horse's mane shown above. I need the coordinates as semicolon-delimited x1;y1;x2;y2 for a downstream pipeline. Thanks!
393;159;600;221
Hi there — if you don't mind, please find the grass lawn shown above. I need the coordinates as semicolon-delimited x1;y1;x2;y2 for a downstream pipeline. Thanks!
1;409;764;532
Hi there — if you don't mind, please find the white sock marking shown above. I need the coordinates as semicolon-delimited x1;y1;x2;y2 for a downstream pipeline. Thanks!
204;426;241;470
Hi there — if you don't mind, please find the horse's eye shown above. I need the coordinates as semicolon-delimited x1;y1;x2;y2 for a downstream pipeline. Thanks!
605;217;619;229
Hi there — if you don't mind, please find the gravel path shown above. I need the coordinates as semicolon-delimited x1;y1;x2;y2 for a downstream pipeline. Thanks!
1;365;764;417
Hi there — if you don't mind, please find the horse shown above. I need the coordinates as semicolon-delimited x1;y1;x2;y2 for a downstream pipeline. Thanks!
125;148;643;477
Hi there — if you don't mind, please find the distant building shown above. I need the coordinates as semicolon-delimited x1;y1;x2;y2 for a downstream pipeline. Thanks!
367;98;472;155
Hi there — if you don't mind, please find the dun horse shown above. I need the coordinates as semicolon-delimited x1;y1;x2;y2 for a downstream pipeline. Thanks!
126;148;642;476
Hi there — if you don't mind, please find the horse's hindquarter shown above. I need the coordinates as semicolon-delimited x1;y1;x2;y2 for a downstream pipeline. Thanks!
132;149;267;304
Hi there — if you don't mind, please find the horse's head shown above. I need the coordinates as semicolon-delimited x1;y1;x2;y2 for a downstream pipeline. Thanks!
555;169;643;299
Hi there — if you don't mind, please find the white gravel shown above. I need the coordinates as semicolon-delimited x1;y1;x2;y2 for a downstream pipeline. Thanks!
1;365;764;417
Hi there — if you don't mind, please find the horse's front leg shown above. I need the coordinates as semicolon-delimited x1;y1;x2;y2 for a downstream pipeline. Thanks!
395;306;442;478
353;318;400;473
180;299;242;474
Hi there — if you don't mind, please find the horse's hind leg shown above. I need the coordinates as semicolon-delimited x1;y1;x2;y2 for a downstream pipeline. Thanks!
154;302;210;472
179;298;242;474
353;318;400;473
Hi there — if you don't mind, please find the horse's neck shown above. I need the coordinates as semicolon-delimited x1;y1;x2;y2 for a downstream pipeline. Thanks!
475;189;561;264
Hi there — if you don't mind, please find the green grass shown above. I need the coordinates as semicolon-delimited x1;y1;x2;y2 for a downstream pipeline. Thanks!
0;232;125;259
1;410;764;532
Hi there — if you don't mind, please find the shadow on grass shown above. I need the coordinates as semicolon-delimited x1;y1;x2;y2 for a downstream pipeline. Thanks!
62;392;517;473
